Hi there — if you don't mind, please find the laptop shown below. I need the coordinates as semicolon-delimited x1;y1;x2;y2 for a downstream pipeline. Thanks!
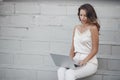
50;53;80;69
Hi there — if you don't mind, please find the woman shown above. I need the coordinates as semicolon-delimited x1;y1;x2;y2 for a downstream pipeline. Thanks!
57;3;100;80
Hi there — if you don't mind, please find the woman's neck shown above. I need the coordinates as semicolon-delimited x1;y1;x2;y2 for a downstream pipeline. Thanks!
82;23;89;28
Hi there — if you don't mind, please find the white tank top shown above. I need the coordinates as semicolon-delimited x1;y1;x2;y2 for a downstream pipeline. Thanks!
73;27;97;64
74;28;92;54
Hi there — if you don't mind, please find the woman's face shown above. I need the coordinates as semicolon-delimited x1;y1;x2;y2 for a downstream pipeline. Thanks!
79;9;88;24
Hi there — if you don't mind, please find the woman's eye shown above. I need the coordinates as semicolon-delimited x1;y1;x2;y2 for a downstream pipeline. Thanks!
83;15;86;17
80;14;86;17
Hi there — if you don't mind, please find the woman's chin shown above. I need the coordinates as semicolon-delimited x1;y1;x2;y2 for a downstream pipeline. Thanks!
81;22;86;24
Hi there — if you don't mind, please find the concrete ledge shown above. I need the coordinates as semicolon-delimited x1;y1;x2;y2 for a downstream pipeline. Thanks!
76;74;120;80
97;54;120;60
76;70;120;80
76;74;102;80
0;64;120;80
0;64;120;75
96;70;120;76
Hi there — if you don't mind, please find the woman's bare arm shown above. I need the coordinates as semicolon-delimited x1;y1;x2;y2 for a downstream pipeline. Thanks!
80;26;99;65
70;26;76;59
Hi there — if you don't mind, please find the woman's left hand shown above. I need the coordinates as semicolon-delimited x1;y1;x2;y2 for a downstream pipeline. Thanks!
79;60;87;66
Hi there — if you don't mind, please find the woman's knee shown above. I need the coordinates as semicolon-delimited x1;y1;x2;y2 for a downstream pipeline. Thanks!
57;67;66;74
65;69;75;79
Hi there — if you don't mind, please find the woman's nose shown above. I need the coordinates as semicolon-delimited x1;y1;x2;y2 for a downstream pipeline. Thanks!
81;16;85;20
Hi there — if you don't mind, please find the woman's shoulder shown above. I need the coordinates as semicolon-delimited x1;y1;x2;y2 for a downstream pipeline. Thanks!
89;25;99;34
74;24;82;30
90;25;98;30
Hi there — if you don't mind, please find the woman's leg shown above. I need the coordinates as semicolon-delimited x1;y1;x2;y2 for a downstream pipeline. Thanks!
74;63;98;79
64;63;97;80
65;69;75;80
57;63;97;80
73;53;98;79
57;67;67;80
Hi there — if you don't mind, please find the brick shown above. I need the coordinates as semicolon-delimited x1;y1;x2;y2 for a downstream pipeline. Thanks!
0;54;13;64
0;27;28;38
98;44;112;55
103;75;120;80
0;16;12;27
77;75;102;80
108;59;120;70
14;54;43;65
26;27;51;41
10;15;33;27
114;31;120;42
0;69;5;80
0;2;14;15
21;40;49;52
0;39;21;51
32;15;64;26
15;2;40;14
60;15;80;27
4;69;36;80
37;70;57;80
50;42;71;55
96;6;120;18
66;5;78;15
40;4;67;15
96;70;120;76
99;18;118;31
112;45;120;56
50;27;72;42
99;30;116;42
98;58;108;70
0;15;33;27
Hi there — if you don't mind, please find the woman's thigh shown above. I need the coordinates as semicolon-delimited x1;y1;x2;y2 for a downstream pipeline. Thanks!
73;63;98;79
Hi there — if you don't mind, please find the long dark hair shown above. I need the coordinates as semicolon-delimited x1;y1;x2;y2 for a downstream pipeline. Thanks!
78;3;100;31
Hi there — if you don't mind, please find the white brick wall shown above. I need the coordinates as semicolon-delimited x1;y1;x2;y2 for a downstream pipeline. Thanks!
1;69;36;80
0;39;21;51
0;15;33;27
0;2;14;15
40;4;67;15
15;3;40;14
112;45;120;56
0;1;120;80
0;54;13;64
